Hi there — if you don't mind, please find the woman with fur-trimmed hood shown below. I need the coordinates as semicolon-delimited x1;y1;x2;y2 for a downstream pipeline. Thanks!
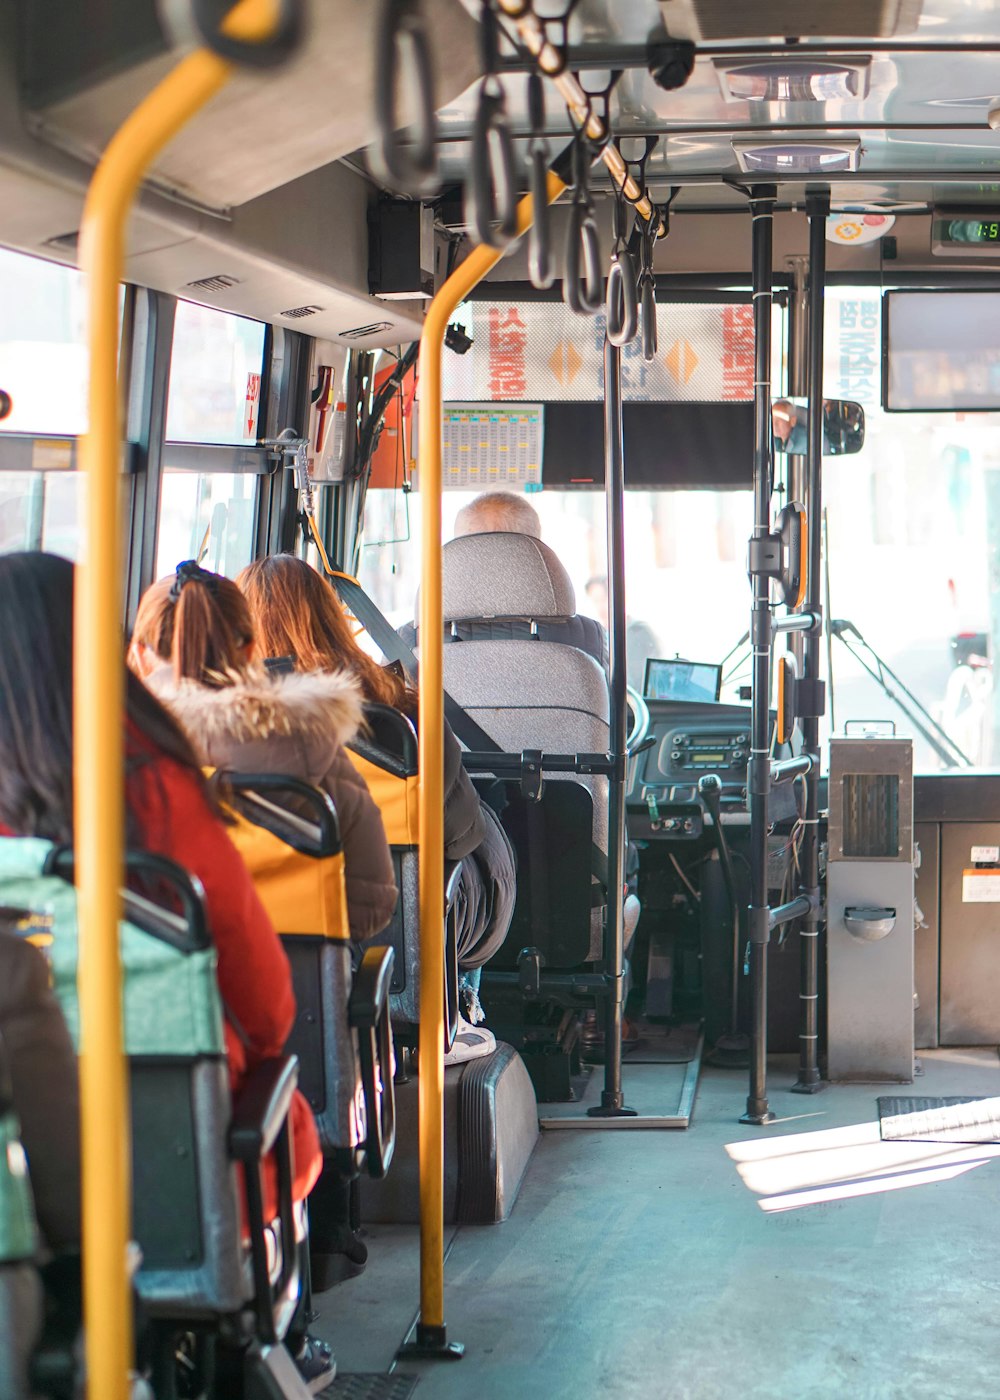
129;562;398;942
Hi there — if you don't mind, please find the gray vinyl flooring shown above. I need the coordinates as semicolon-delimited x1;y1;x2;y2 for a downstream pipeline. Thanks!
315;1049;1000;1400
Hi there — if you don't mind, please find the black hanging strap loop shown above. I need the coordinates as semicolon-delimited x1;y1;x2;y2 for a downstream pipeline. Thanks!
370;0;440;198
536;0;581;77
606;252;638;346
465;1;518;247
641;273;658;362
637;210;659;362
478;0;501;84
157;0;305;67
527;69;546;137
612;135;660;206
563;120;602;315
565;202;603;315
575;69;622;154
467;97;518;248
606;180;638;345
526;73;554;289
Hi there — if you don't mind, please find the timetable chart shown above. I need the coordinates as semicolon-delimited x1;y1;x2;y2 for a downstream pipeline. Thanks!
441;403;544;489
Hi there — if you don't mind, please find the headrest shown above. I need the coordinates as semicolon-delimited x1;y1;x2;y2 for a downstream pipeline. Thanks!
438;533;577;622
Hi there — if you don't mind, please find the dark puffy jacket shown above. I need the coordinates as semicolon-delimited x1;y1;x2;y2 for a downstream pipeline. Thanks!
443;717;485;860
399;615;609;672
147;666;398;942
0;932;80;1253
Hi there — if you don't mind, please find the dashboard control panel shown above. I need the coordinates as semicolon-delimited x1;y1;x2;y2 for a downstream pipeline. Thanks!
628;700;796;839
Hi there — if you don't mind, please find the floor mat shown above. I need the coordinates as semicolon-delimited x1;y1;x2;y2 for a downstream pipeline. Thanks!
877;1095;1000;1144
318;1374;420;1399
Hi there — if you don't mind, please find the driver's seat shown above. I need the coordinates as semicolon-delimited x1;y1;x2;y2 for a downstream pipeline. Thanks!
434;533;612;971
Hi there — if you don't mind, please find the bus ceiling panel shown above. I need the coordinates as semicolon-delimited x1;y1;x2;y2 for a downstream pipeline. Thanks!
655;0;1000;42
19;0;480;212
121;228;426;350
439;50;1000;142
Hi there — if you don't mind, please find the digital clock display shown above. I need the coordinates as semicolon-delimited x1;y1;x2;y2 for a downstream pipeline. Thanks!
932;212;1000;255
947;219;1000;243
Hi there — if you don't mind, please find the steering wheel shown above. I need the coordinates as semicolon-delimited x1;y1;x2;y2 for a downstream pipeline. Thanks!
627;685;650;753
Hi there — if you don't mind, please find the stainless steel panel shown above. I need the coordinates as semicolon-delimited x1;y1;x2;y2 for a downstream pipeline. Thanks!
828;860;914;1081
940;822;1000;1044
914;822;940;1049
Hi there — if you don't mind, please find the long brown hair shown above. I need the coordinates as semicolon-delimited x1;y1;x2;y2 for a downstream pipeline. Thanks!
132;562;255;688
237;556;414;712
0;552;209;844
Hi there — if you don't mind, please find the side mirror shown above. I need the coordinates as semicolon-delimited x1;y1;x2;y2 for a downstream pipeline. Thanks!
772;397;865;456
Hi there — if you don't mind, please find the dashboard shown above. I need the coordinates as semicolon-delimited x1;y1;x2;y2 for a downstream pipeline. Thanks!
627;699;796;840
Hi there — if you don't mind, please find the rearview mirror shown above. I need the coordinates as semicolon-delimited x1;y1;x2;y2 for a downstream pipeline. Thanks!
772;398;865;456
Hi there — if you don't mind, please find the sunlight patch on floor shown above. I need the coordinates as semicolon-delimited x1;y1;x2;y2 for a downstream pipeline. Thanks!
725;1117;1000;1211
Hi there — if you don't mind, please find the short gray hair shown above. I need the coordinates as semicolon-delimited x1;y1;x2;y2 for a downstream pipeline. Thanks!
453;491;541;539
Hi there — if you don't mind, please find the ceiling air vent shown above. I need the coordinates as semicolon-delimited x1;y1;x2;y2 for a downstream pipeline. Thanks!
341;321;394;340
714;58;872;103
732;138;861;174
281;304;323;319
43;231;80;252
184;273;240;293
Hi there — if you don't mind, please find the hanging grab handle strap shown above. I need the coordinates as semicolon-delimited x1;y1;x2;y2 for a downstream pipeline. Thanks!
370;0;440;198
563;128;602;315
466;3;518;247
606;185;638;346
526;73;554;288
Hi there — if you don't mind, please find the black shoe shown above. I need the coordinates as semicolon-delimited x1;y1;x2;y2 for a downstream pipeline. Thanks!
310;1231;368;1293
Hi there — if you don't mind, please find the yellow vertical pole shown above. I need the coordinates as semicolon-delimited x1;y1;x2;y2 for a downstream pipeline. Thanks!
412;173;565;1351
75;4;281;1396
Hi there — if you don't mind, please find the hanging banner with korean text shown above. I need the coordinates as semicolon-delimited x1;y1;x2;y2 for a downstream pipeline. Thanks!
440;302;755;404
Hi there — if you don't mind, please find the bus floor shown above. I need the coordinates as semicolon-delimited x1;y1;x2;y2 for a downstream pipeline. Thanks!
314;1048;1000;1400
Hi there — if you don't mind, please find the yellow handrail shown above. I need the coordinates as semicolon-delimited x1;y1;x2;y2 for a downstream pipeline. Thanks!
415;171;566;1344
76;4;282;1395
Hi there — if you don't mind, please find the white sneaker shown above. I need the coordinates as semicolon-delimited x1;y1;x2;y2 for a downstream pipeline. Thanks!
444;1016;497;1066
462;984;487;1025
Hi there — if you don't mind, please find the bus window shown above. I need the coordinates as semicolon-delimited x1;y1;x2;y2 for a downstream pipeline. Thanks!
156;470;257;579
0;248;88;438
0;471;84;560
822;288;995;769
358;485;753;697
165;300;266;447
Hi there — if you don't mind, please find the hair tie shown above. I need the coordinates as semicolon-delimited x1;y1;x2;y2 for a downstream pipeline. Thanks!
169;559;218;602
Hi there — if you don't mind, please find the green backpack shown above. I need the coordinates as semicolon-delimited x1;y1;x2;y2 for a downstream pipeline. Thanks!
0;838;225;1060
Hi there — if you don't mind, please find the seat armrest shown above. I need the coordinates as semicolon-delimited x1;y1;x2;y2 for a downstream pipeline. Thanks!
349;947;395;1029
228;1055;299;1162
444;860;462;907
349;948;397;1179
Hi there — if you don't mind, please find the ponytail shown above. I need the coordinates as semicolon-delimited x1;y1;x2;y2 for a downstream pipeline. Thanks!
131;563;254;689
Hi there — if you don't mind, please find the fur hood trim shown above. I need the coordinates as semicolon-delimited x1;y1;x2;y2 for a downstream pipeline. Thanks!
148;666;364;752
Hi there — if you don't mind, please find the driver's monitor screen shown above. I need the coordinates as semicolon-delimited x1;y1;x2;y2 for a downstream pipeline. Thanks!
644;658;722;703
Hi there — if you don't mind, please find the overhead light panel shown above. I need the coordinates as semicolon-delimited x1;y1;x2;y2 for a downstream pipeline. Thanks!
659;0;921;41
715;58;871;104
732;138;861;174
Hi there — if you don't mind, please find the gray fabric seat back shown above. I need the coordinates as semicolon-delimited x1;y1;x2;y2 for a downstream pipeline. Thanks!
441;533;577;624
435;534;612;964
441;641;610;961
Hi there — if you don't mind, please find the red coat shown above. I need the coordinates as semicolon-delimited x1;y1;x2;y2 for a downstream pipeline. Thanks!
127;752;322;1206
